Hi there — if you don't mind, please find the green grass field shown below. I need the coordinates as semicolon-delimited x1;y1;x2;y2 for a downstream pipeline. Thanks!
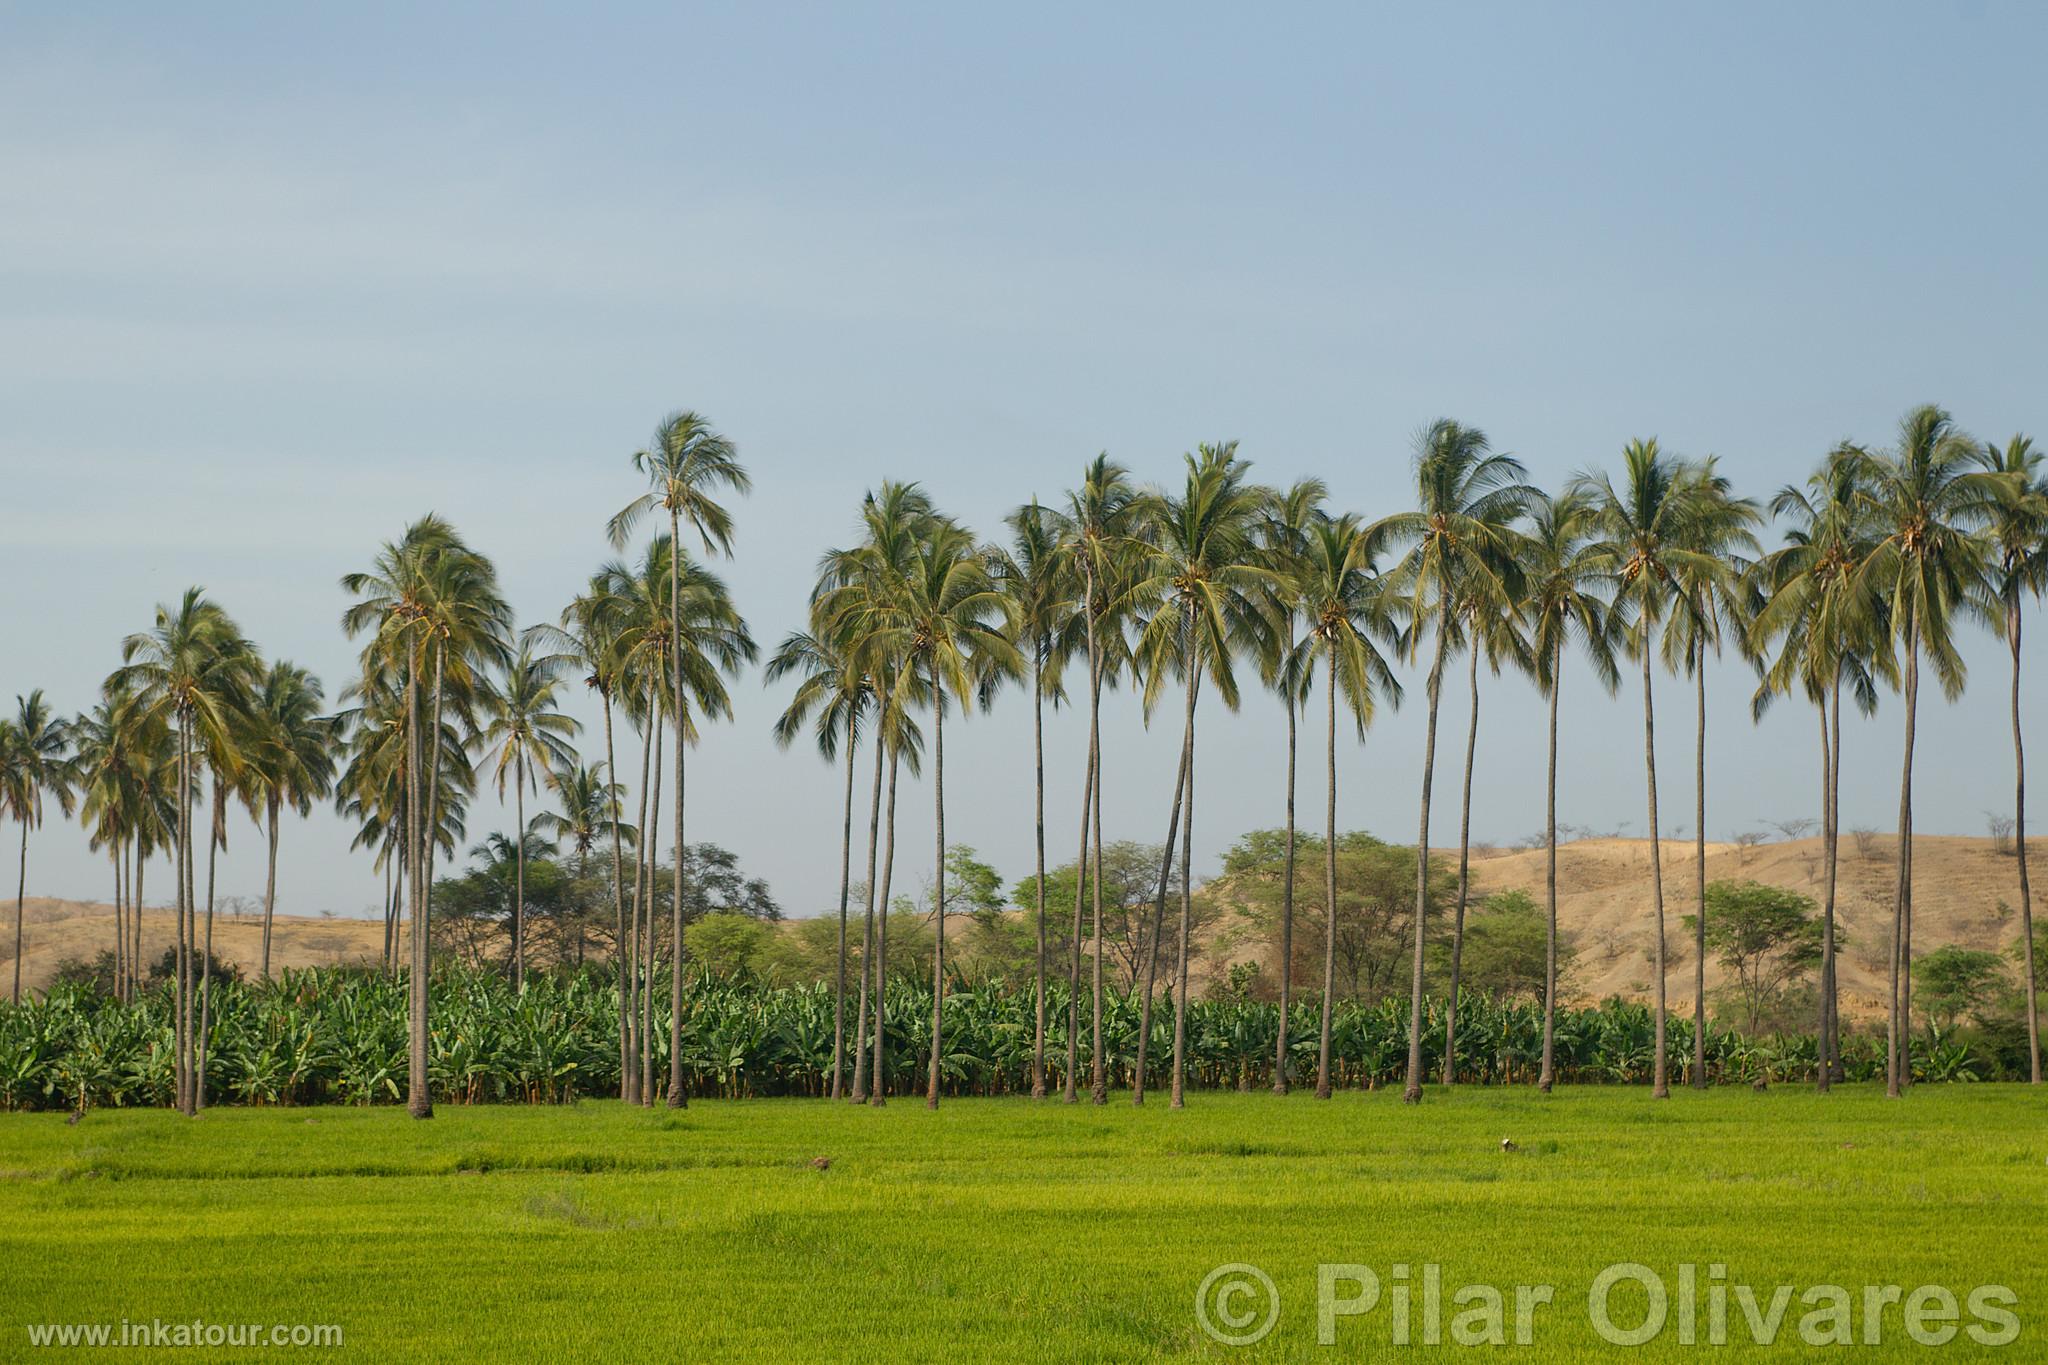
1;1087;2040;1360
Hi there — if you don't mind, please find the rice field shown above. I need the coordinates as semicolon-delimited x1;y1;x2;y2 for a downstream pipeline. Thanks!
1;1086;2041;1360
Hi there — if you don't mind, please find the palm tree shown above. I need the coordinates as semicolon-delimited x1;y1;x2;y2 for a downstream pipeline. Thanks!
2;692;75;1005
1658;458;1759;1087
477;642;580;989
1254;478;1327;1095
1976;434;2048;1084
861;514;1018;1108
1748;449;1889;1089
602;534;754;1102
1131;442;1275;1108
1378;420;1534;1104
766;627;873;1099
245;662;334;982
343;516;509;1118
72;686;145;998
815;483;933;1105
1522;490;1618;1091
116;589;255;1114
609;410;752;1110
530;759;631;964
1848;406;2007;1097
1060;456;1145;1104
1577;440;1730;1100
1291;514;1402;1099
1440;574;1533;1085
988;499;1080;1100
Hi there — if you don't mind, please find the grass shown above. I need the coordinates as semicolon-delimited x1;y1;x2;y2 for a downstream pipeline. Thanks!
0;1086;2041;1360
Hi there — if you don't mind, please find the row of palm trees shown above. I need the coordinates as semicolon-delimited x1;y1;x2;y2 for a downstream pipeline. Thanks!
767;403;2044;1115
0;597;339;1117
6;402;2041;1118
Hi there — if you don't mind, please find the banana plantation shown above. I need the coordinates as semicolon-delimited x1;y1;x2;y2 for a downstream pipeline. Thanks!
1;965;2007;1113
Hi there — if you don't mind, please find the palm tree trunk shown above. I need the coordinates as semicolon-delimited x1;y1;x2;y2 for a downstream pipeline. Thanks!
668;510;690;1111
1134;679;1194;1107
1065;648;1098;1105
624;704;655;1103
1316;637;1339;1100
1275;682;1297;1095
1540;646;1562;1093
181;715;198;1114
2010;597;2041;1084
405;643;433;1120
1403;602;1452;1104
133;841;146;1003
831;727;857;1100
513;753;527;991
1826;687;1843;1096
1031;657;1049;1100
112;844;126;1004
11;820;26;1007
261;800;280;983
1692;638;1708;1089
1088;629;1107;1106
851;730;884;1102
1170;614;1199;1110
1642;642;1670;1100
1889;616;1919;1098
642;710;663;1105
601;695;631;1101
927;676;947;1110
197;782;220;1112
1444;636;1481;1086
870;747;901;1105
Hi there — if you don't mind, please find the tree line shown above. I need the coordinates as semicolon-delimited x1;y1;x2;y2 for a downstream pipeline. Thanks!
2;402;2043;1116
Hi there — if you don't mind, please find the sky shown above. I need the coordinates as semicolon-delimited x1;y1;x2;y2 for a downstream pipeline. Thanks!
3;3;2045;922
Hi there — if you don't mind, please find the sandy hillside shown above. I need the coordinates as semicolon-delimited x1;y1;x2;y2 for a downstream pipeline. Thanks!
4;836;2033;1014
5;897;386;992
1458;835;2031;1019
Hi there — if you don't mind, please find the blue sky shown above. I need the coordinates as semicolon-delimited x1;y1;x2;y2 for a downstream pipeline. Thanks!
3;3;2045;920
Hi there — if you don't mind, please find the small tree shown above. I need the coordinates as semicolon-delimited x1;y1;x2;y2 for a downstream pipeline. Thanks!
1683;880;1823;1034
1985;812;2017;858
1913;945;2012;1033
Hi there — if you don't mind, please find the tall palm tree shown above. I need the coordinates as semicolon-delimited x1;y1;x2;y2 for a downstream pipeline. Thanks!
766;627;873;1099
1748;448;1890;1089
2;692;75;1005
1131;442;1275;1108
1255;478;1327;1095
1976;434;2048;1084
245;662;334;982
861;515;1019;1109
1848;406;2006;1097
988;499;1081;1100
1377;419;1534;1104
477;642;580;989
816;483;933;1104
609;409;751;1110
1440;577;1532;1084
116;589;256;1114
602;534;754;1101
343;516;508;1118
1658;458;1760;1087
1521;490;1618;1091
1291;514;1402;1099
71;686;143;998
1576;440;1726;1100
1061;457;1145;1104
